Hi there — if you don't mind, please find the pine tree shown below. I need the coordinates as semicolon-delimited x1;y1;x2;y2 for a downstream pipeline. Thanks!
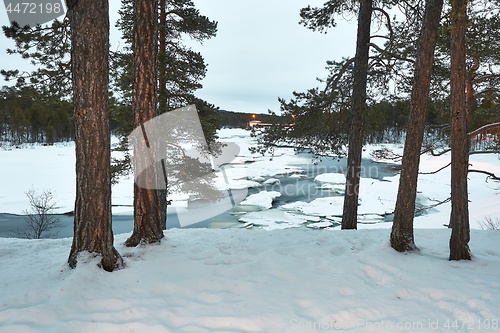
262;0;396;229
125;0;164;246
114;0;217;112
341;0;372;230
113;0;219;230
67;0;123;271
449;0;471;261
391;0;444;252
430;1;500;141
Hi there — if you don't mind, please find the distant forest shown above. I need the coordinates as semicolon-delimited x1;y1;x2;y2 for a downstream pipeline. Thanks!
3;84;487;146
0;85;263;145
218;110;275;128
0;86;73;145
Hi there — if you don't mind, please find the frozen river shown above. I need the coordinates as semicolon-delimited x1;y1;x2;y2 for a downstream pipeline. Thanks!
0;155;399;238
11;127;488;238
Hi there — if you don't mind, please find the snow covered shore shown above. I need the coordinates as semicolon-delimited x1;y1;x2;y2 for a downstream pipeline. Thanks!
1;128;499;230
1;128;500;332
1;228;500;333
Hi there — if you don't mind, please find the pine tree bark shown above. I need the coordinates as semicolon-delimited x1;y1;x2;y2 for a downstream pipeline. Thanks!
158;0;168;230
126;0;164;246
158;0;167;114
449;0;471;261
390;0;444;252
67;0;122;271
341;0;372;230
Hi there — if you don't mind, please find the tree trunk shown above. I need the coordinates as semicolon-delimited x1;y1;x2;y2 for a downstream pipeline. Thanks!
465;77;475;125
449;0;471;261
126;0;164;246
67;0;122;271
390;0;444;252
158;0;167;114
158;0;168;230
341;0;372;230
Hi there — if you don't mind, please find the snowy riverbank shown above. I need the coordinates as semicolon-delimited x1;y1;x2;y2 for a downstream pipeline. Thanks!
1;128;499;231
1;128;500;332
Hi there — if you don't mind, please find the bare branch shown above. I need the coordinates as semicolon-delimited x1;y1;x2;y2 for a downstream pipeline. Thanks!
471;73;500;85
469;150;500;155
370;34;391;40
468;169;500;181
415;197;451;214
419;162;451;175
370;147;403;161
421;146;451;156
372;7;394;37
474;87;500;98
468;122;500;138
12;188;61;239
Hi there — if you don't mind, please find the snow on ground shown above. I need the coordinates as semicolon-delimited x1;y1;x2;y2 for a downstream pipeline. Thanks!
1;229;500;332
0;142;76;214
1;129;500;332
1;128;499;231
361;143;500;230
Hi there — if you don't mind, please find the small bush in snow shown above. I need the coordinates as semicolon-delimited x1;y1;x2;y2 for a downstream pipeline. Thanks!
478;216;500;230
13;188;61;239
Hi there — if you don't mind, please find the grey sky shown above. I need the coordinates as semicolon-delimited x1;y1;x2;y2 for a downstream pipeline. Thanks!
1;1;357;114
185;0;356;114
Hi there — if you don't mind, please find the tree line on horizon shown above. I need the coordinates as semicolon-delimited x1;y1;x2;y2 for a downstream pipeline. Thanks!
0;86;73;145
1;89;463;146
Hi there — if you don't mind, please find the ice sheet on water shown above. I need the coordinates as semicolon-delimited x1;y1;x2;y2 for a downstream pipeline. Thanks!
306;221;334;229
2;128;500;231
314;173;346;184
238;191;281;210
239;210;311;230
281;197;344;217
263;178;281;186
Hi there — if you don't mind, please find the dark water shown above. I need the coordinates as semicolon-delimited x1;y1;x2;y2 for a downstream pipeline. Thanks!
0;157;399;239
0;208;242;239
273;154;399;204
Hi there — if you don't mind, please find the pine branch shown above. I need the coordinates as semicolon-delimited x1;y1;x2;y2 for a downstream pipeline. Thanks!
372;7;394;37
367;42;416;64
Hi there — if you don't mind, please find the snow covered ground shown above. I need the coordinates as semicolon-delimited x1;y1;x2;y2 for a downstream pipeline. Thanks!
1;128;500;332
1;128;499;230
1;229;500;332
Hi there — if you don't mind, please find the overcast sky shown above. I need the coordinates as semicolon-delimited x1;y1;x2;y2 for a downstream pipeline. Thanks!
1;1;357;114
184;0;357;114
